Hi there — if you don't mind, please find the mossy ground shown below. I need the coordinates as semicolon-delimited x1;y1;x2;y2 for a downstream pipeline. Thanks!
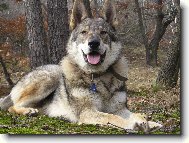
0;110;127;134
0;46;180;134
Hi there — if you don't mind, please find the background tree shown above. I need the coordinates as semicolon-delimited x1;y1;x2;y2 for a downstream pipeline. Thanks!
156;2;180;88
25;0;49;69
83;0;92;17
47;0;69;64
0;55;14;87
134;0;178;66
71;0;92;17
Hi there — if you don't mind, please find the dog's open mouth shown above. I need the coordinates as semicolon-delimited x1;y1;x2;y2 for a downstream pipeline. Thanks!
83;51;106;65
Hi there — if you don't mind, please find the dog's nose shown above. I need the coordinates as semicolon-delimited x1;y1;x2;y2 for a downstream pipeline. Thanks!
88;40;100;50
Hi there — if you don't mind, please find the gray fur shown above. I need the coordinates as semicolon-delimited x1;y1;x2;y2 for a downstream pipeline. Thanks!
0;94;13;110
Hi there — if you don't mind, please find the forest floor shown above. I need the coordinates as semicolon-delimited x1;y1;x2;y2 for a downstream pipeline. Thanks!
0;46;180;134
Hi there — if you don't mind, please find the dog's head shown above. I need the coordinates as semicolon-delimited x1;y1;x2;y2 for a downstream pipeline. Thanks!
67;0;122;73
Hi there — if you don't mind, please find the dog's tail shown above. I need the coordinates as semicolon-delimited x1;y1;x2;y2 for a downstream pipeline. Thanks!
0;94;13;111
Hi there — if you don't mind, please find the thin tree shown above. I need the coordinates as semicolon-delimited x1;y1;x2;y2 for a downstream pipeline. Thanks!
135;0;178;66
134;0;149;64
0;55;14;88
72;0;92;17
25;0;49;69
47;0;69;64
83;0;92;18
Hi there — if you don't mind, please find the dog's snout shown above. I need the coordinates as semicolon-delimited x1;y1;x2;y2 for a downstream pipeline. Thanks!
88;40;100;50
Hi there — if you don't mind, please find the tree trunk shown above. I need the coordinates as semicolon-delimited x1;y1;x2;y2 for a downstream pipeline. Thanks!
146;0;164;66
156;5;180;88
0;55;14;88
47;0;69;64
134;0;150;65
83;0;92;18
135;0;177;66
156;35;180;88
91;0;101;17
72;0;92;17
25;0;49;69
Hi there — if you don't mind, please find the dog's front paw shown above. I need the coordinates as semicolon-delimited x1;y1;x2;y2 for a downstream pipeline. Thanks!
147;121;162;129
126;113;162;132
23;108;39;116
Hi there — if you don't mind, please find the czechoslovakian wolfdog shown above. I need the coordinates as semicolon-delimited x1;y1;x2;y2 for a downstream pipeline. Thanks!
0;0;162;131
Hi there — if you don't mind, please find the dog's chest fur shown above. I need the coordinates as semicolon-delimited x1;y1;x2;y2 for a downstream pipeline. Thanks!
62;56;125;92
46;56;128;122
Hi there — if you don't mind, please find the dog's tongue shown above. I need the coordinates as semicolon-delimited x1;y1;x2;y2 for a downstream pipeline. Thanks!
87;54;100;65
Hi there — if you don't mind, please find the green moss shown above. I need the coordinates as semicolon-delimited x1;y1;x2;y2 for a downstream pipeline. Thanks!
0;108;181;134
0;110;127;134
152;83;161;93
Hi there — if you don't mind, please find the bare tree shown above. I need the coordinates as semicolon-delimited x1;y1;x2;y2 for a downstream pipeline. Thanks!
135;0;178;66
156;3;180;88
47;0;69;64
83;0;92;17
72;0;92;17
134;0;149;63
25;0;49;69
0;55;14;88
25;0;70;66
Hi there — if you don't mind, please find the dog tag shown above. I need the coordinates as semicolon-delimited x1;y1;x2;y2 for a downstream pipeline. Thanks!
90;83;97;93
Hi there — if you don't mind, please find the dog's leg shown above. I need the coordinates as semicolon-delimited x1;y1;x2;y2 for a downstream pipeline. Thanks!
8;83;39;115
8;106;39;116
108;92;162;129
79;109;141;130
8;65;61;115
8;82;56;115
114;107;162;129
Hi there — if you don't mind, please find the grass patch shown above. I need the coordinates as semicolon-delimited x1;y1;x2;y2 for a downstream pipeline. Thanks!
0;106;180;134
0;110;127;134
152;82;162;93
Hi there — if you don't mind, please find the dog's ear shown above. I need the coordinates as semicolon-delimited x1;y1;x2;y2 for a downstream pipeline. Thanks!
70;0;91;30
103;0;118;29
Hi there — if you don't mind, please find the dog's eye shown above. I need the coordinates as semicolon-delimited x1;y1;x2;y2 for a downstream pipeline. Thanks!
100;31;107;35
81;30;87;35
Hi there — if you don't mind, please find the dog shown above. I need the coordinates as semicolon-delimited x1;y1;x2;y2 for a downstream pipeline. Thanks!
0;0;162;131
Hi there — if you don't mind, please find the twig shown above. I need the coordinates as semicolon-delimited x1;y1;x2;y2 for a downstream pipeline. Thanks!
107;122;125;130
